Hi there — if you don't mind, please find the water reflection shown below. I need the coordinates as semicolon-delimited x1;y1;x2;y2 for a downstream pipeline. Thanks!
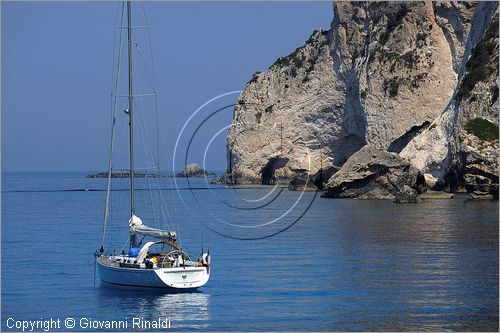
3;172;497;331
97;286;211;329
299;198;495;329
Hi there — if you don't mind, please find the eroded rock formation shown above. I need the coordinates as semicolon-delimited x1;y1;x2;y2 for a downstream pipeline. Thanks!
323;145;427;199
225;1;499;199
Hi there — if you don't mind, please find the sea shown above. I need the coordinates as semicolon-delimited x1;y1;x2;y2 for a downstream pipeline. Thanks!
1;171;498;331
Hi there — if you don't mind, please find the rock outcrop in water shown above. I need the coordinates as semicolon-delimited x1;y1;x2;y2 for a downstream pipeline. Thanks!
224;1;499;199
394;185;422;203
86;171;163;178
176;163;216;178
323;145;426;199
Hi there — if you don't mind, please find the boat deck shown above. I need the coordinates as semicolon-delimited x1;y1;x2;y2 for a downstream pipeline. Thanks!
98;254;192;270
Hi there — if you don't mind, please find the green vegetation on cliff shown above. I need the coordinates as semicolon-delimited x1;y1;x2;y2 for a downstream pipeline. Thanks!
457;15;499;101
464;118;499;141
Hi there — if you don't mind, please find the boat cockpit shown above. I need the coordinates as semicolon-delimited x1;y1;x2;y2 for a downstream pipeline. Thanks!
100;241;209;270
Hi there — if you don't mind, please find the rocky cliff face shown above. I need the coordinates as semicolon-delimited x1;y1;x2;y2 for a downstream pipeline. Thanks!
400;8;499;195
226;1;498;198
455;12;499;199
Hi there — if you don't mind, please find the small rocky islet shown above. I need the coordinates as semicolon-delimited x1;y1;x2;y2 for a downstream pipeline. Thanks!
217;1;499;201
87;163;216;179
176;163;216;178
86;171;164;178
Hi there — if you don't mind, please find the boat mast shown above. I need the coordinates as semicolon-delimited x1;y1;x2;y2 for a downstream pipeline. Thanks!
127;0;137;248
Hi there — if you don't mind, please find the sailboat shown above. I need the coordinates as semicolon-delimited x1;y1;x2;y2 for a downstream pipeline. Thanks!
96;1;211;289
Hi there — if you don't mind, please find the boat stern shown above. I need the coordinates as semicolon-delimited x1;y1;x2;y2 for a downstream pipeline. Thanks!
154;266;210;289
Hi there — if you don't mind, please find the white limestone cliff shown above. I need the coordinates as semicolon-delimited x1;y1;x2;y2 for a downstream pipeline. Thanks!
225;1;498;198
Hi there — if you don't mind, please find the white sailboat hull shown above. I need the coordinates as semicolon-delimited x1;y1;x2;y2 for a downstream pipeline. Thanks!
97;257;210;289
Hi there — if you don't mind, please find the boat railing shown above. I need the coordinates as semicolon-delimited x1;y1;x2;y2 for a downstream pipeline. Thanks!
98;252;193;269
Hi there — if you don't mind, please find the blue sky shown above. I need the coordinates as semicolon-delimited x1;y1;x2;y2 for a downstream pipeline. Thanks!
2;1;333;172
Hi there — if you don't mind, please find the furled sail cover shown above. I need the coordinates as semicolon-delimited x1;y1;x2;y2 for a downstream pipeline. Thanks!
128;215;177;241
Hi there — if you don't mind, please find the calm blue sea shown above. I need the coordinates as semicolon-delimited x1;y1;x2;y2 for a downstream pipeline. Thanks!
1;171;498;331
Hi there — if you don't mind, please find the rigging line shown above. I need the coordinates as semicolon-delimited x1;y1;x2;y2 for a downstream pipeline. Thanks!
138;182;148;230
140;2;161;170
133;98;159;167
136;123;145;220
149;165;180;241
144;166;164;231
134;99;176;234
133;3;157;94
129;24;155;94
152;176;172;231
135;109;156;228
140;2;158;90
112;93;156;97
110;27;131;246
108;185;114;250
146;168;159;228
151;177;171;228
169;171;178;242
119;238;129;253
115;25;149;29
150;176;175;235
103;5;121;250
170;170;178;234
130;7;177;241
154;94;160;175
101;1;126;250
153;162;181;240
127;0;137;232
135;41;156;94
148;135;181;237
109;2;120;99
112;112;126;163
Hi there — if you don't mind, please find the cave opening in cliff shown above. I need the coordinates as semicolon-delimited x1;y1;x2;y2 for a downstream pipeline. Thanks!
261;157;289;185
